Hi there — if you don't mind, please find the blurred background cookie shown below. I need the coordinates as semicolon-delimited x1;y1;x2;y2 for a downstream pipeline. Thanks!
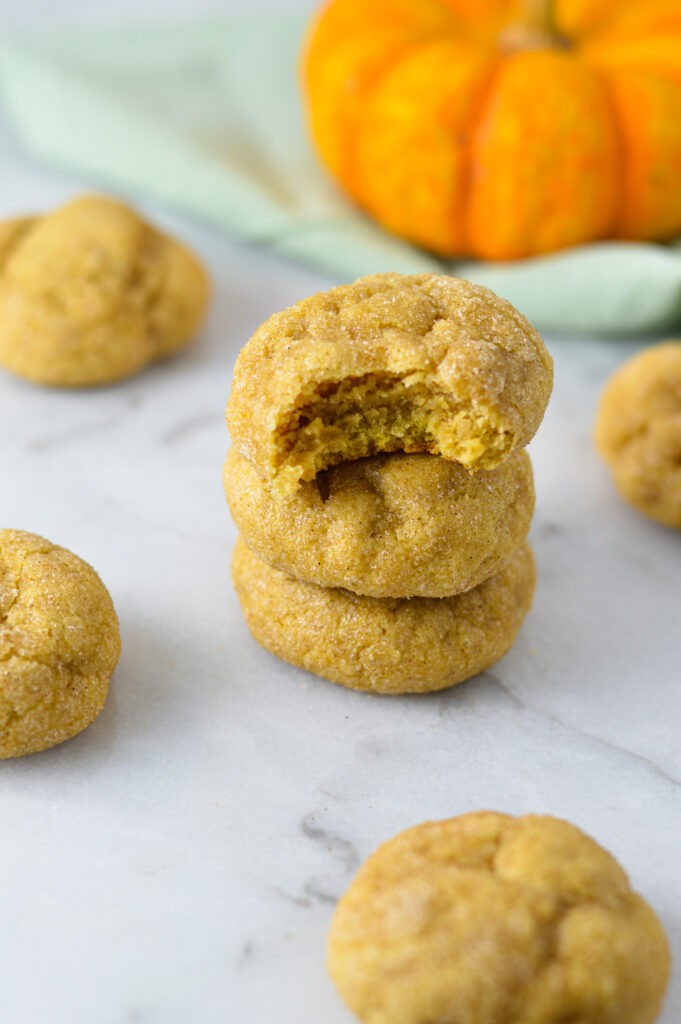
595;341;681;529
226;273;552;494
231;537;535;695
328;812;670;1024
0;195;211;387
0;529;121;758
224;447;534;597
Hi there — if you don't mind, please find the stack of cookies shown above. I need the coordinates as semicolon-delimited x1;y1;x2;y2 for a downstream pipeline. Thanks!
224;273;553;695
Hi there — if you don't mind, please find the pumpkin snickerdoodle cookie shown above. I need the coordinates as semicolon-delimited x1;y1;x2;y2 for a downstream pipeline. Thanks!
226;273;552;494
328;812;670;1024
224;447;534;598
0;195;211;387
231;537;535;694
0;530;120;758
595;341;681;529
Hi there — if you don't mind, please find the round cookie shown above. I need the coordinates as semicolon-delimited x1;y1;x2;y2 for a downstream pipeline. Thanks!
224;447;534;597
0;530;121;758
595;341;681;529
231;537;535;694
0;195;211;387
226;273;552;494
328;812;671;1024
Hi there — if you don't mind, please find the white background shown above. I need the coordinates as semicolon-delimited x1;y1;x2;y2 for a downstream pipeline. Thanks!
0;2;679;1022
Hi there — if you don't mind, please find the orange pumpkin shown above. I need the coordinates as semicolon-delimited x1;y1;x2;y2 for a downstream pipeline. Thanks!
302;0;681;260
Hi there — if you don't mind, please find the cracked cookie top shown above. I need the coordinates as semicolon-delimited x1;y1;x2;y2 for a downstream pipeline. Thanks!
328;812;670;1024
0;195;211;387
595;341;681;529
0;529;121;757
224;447;534;597
226;273;552;493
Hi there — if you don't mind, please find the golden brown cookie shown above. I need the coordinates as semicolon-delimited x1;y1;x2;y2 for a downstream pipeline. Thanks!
226;273;552;494
595;341;681;529
328;812;670;1024
0;530;121;758
0;195;211;387
224;447;534;597
231;537;535;694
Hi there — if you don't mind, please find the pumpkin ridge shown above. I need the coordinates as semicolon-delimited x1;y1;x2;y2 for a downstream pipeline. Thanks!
468;49;620;257
343;19;489;203
590;66;628;241
456;57;506;258
357;35;499;254
343;35;452;203
302;1;470;190
604;67;681;240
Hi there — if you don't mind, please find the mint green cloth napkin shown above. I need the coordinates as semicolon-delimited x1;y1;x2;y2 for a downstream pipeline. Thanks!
2;14;681;335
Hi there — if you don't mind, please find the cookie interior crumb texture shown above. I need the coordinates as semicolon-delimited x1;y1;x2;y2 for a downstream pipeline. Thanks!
0;529;121;758
328;812;671;1024
0;195;211;388
224;447;535;597
226;273;552;493
595;341;681;529
231;537;536;694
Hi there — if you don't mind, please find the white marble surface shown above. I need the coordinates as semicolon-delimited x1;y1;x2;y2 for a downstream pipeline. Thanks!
0;6;680;1021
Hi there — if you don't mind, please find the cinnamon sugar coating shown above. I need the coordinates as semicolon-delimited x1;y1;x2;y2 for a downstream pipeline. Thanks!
226;273;552;494
231;537;535;694
328;812;670;1024
224;447;534;597
0;530;121;758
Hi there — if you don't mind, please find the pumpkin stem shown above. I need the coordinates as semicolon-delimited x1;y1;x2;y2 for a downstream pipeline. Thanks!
498;0;568;53
520;0;553;32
